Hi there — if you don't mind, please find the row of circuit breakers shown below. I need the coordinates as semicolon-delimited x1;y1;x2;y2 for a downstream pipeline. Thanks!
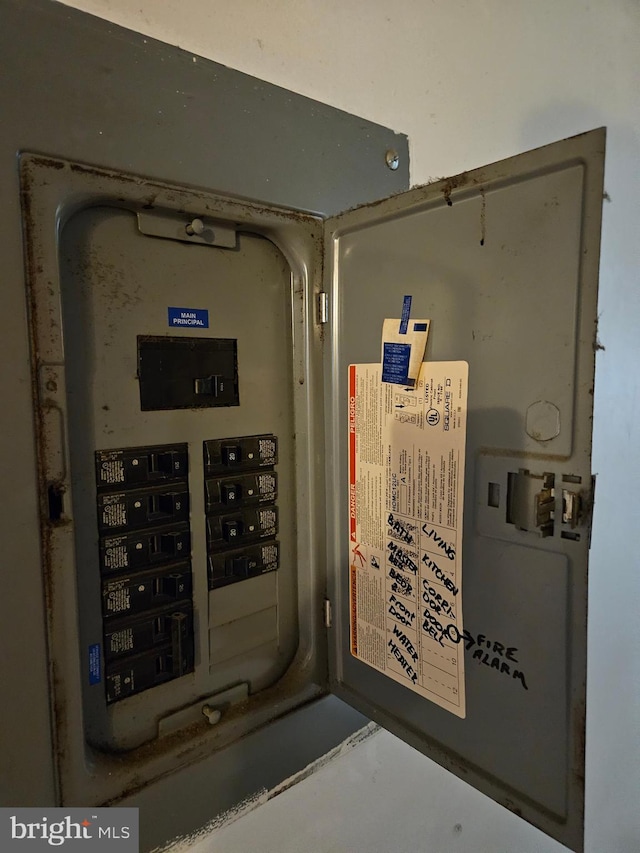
95;435;279;703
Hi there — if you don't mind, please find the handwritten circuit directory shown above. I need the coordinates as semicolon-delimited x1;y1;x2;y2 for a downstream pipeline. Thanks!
348;362;469;717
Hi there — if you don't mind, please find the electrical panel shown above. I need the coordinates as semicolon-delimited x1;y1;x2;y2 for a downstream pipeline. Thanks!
17;124;604;853
0;3;409;849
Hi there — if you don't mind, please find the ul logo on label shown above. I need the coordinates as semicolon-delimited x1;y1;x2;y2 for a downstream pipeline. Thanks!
426;408;440;426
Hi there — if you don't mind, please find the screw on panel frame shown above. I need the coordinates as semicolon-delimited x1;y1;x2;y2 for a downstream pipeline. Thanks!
202;704;222;725
186;217;205;236
385;149;400;171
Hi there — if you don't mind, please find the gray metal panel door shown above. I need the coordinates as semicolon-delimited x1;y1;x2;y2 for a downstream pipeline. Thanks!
325;129;605;852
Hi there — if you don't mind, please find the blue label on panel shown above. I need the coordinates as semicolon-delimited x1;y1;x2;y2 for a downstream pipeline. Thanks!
413;322;428;332
89;643;101;685
168;307;209;328
382;342;411;384
399;295;412;334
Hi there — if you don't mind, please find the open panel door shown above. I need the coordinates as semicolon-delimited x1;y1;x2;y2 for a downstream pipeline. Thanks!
325;129;605;851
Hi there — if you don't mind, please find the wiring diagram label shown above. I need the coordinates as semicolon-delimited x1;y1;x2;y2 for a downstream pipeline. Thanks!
348;362;469;717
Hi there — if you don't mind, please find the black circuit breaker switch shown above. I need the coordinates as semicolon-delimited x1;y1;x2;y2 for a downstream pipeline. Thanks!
96;443;188;489
100;524;191;573
148;450;183;476
155;574;187;598
229;556;250;578
204;434;277;475
205;472;277;513
194;375;223;397
138;335;239;411
221;483;240;505
103;602;193;661
105;637;195;704
101;563;192;617
222;446;241;466
223;519;242;542
208;541;280;589
153;531;187;558
207;506;278;550
148;492;183;519
97;484;190;532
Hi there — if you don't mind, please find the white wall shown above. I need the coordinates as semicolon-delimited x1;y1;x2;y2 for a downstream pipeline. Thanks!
58;2;640;851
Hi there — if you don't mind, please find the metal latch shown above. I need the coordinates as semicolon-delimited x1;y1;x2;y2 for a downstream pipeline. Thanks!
507;469;555;538
562;489;582;528
158;683;249;737
137;211;237;248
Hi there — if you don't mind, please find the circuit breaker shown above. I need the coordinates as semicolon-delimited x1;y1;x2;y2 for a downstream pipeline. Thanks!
16;61;603;852
94;434;280;706
95;442;194;703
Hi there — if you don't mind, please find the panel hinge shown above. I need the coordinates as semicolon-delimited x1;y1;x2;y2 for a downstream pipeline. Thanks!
323;598;332;628
317;291;329;324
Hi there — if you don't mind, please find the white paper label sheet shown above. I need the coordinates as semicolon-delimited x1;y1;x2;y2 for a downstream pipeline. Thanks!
348;361;469;717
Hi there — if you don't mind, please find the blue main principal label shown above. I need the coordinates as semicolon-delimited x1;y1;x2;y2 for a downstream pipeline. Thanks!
168;307;209;328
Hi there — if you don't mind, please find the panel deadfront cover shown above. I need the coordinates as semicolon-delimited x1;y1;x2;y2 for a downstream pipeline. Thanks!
325;129;605;851
20;154;330;810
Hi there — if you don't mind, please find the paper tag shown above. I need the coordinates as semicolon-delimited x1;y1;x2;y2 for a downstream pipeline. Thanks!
381;318;430;386
348;361;468;718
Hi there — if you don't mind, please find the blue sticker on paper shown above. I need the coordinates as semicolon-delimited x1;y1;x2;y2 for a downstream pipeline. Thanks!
168;307;209;328
89;643;101;685
399;295;412;334
382;342;411;384
413;322;428;332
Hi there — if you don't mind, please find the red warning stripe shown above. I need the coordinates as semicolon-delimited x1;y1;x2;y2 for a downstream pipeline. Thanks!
350;564;358;655
348;365;357;542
